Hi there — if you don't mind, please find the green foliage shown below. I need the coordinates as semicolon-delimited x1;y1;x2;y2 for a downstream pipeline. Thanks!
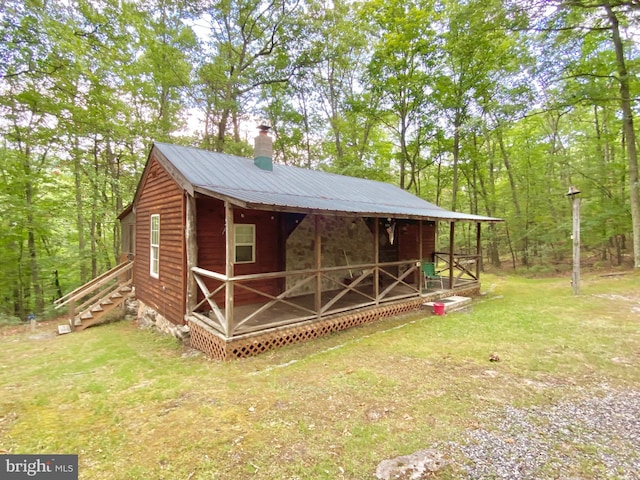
1;0;639;317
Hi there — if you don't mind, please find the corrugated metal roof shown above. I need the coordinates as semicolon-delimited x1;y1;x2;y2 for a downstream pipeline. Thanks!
153;142;501;222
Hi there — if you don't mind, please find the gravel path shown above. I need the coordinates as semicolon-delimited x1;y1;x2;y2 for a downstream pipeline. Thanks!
446;387;640;479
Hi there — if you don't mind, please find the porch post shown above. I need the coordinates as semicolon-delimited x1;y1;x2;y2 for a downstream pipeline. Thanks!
185;194;198;317
314;215;322;318
449;222;455;289
418;220;423;293
225;202;235;337
374;218;380;304
475;222;481;280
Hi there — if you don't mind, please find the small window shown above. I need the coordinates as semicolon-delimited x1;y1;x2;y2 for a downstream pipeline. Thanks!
150;214;160;278
234;224;255;263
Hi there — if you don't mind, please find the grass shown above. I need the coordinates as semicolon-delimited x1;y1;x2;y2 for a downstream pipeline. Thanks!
1;271;639;479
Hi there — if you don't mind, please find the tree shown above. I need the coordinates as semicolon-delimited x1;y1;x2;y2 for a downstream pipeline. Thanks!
363;0;439;192
191;0;303;152
518;0;640;267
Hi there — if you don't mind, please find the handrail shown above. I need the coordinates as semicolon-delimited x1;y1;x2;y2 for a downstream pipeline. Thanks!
54;261;133;310
72;278;133;314
191;259;421;283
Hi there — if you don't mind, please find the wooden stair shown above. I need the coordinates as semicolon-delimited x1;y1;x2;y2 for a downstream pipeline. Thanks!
54;261;134;334
69;283;134;331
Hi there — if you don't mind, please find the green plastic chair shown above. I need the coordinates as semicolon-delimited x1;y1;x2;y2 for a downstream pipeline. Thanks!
422;262;443;290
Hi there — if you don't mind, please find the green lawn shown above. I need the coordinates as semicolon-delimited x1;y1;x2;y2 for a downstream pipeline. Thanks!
1;272;639;479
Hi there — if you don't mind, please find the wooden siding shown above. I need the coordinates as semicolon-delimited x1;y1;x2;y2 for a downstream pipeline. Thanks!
422;221;436;260
134;155;186;324
397;221;419;261
196;197;282;308
395;220;436;261
396;220;437;283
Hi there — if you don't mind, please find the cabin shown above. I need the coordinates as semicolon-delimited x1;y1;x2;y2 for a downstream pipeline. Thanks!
56;127;501;359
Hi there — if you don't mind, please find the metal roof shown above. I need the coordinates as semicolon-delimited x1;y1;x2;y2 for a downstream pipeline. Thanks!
152;142;502;223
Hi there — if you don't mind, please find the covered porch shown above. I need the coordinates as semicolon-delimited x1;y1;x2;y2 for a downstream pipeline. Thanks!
185;205;484;359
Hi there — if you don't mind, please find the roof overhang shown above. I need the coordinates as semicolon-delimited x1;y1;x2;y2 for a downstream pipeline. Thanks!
193;185;502;223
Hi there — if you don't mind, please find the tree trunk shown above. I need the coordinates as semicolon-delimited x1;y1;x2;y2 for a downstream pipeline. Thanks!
604;3;640;268
399;115;408;190
217;108;229;152
25;181;44;315
497;128;525;264
451;109;462;211
73;137;88;282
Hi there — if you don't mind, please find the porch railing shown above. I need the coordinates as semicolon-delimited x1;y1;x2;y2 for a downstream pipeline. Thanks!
190;259;422;337
433;252;480;287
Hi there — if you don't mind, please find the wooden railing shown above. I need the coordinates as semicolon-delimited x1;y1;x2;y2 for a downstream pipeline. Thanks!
190;259;422;337
433;252;480;287
54;261;133;320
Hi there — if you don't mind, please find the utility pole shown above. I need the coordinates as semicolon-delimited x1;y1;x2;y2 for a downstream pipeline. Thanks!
567;186;581;295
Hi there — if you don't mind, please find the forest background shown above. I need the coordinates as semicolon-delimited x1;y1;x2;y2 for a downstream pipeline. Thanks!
1;0;639;321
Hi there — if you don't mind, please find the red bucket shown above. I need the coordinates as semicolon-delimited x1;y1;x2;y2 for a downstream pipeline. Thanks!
433;302;445;316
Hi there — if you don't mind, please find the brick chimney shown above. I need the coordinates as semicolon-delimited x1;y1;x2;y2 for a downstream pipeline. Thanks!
254;125;273;171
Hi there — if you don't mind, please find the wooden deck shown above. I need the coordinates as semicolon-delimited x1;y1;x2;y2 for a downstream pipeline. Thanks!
187;278;480;360
186;254;481;360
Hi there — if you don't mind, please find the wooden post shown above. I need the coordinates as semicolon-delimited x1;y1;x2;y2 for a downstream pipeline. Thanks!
571;196;581;295
225;202;235;336
69;299;76;331
475;222;481;280
315;215;322;318
374;218;380;304
418;220;423;293
449;222;455;289
185;194;198;317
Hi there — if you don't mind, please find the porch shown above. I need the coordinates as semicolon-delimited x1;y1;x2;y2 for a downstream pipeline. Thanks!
186;253;480;359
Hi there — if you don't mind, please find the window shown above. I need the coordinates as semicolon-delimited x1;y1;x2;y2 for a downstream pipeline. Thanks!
150;214;160;278
234;224;255;263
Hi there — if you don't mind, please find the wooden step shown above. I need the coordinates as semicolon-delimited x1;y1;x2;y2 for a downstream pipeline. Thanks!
58;324;72;335
423;295;472;313
66;281;132;332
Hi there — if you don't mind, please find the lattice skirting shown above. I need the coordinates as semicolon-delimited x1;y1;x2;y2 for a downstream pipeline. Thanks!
188;298;426;361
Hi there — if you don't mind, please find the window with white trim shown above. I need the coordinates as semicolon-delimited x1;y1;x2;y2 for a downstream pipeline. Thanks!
234;224;255;263
150;214;160;278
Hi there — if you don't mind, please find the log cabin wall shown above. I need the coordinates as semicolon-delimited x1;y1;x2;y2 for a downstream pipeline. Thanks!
196;197;282;308
134;156;186;325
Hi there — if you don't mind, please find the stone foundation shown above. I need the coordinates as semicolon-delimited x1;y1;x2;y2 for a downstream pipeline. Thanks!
136;300;190;341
